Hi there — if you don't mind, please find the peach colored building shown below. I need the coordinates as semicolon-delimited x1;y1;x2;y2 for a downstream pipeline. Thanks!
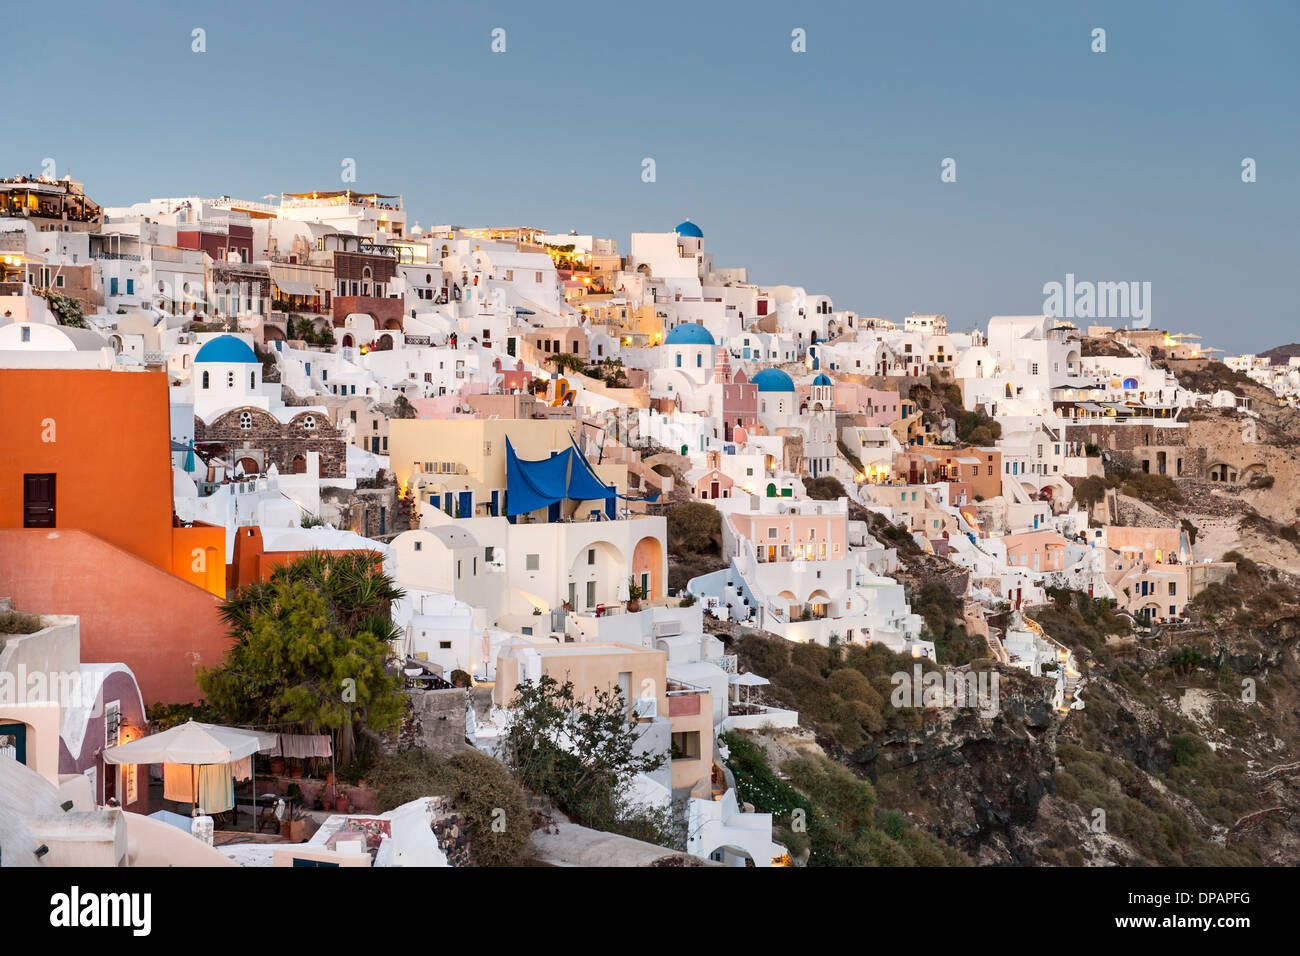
895;447;1002;500
727;510;847;565
1004;530;1070;573
1102;526;1189;566
492;642;712;793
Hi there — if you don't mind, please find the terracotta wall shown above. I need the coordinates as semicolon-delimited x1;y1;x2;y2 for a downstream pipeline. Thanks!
0;530;231;704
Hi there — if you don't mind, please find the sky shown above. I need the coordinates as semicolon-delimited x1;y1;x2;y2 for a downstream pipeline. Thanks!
5;0;1298;351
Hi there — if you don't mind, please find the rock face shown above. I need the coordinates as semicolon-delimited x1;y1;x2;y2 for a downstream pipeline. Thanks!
836;674;1062;864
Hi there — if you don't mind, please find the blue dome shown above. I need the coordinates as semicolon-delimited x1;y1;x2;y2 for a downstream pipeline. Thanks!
664;323;715;346
674;220;703;239
194;335;258;364
812;373;833;386
752;368;795;392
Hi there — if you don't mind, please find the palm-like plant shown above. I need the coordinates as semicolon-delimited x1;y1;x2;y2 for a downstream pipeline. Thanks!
205;551;408;765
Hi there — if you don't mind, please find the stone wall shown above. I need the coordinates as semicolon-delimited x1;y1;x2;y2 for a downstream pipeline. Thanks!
428;796;471;867
394;687;493;755
195;405;347;477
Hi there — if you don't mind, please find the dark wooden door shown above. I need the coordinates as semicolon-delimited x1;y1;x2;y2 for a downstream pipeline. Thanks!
23;473;56;527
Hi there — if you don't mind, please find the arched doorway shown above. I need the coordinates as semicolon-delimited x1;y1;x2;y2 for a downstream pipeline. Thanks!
291;454;307;474
236;456;258;475
377;333;394;351
632;536;663;601
766;483;777;497
342;333;354;348
568;541;627;611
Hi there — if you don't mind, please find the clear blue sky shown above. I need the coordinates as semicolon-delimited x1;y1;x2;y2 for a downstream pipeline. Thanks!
6;0;1297;351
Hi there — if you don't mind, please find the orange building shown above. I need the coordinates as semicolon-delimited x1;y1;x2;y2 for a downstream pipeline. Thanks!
0;368;229;703
228;525;385;591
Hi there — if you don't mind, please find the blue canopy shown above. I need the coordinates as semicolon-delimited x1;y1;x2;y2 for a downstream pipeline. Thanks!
505;436;658;519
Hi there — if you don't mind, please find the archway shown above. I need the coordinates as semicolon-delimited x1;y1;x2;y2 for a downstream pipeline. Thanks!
342;333;355;348
777;590;798;619
291;454;307;474
766;482;777;497
376;333;394;351
236;456;258;475
568;541;627;611
807;589;831;619
706;844;758;867
632;536;664;601
384;317;404;331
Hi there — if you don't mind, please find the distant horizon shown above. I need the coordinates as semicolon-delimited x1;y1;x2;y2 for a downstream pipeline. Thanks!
4;0;1296;351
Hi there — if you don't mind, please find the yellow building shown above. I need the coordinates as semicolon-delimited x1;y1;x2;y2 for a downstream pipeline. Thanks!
492;641;712;794
389;418;628;522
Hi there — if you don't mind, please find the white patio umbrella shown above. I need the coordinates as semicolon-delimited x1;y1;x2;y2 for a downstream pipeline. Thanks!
729;671;770;705
103;720;277;818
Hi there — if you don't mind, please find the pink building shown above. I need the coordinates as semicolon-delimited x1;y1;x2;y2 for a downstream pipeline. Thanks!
835;384;902;426
721;360;758;442
690;467;734;501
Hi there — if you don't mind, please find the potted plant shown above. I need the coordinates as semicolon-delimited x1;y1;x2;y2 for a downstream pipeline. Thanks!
289;759;305;779
282;808;309;842
626;577;645;613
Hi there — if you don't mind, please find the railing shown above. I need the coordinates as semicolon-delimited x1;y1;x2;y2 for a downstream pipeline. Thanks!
709;655;738;675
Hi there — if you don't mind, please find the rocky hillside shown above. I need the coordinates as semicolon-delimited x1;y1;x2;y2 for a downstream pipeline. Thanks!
725;580;1300;866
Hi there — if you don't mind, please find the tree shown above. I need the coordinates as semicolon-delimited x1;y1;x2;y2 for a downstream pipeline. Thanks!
200;551;406;767
501;675;666;836
1074;475;1107;511
549;352;586;376
667;500;720;555
804;476;847;500
393;395;417;419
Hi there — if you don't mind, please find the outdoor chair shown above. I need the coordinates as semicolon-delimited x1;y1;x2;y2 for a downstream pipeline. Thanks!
257;796;286;833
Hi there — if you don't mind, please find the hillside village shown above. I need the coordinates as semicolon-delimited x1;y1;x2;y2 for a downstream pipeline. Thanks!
3;175;1299;868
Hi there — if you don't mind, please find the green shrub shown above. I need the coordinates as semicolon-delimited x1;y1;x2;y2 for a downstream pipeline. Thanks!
370;749;531;866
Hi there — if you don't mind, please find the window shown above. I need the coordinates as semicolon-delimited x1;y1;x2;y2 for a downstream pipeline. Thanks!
302;416;316;430
21;326;30;342
439;640;452;650
413;540;422;552
226;371;235;387
239;411;252;430
586;581;596;607
671;731;701;760
250;372;256;388
588;549;595;565
526;554;539;571
202;371;210;389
